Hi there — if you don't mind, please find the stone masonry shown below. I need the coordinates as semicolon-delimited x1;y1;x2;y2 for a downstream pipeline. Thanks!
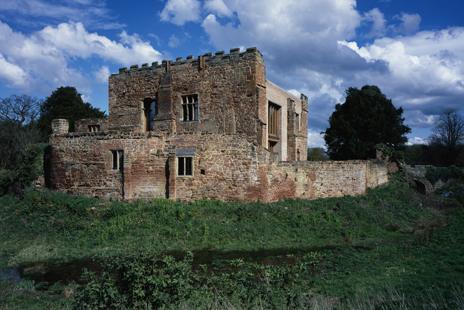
47;47;388;202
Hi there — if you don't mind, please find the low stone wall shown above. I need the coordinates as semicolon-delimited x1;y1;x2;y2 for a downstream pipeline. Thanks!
47;132;389;202
261;160;389;202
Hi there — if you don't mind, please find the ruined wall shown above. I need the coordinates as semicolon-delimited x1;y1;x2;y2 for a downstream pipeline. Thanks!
167;134;268;201
75;118;108;133
263;160;389;202
108;48;267;147
47;46;389;203
265;81;308;162
48;129;388;202
48;132;168;200
287;94;308;161
169;134;388;202
266;81;289;161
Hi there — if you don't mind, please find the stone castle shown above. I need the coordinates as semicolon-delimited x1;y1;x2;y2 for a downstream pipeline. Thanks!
47;47;388;202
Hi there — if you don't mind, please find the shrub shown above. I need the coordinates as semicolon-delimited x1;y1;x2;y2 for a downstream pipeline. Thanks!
425;166;464;184
74;253;196;309
0;143;45;196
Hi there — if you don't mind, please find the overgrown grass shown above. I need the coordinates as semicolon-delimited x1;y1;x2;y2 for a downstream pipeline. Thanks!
1;174;463;308
0;280;72;310
0;175;438;266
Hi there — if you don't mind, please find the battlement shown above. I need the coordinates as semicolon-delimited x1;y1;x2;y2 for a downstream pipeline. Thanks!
114;47;263;75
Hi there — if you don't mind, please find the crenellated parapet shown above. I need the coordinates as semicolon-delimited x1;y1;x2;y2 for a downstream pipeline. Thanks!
113;47;263;76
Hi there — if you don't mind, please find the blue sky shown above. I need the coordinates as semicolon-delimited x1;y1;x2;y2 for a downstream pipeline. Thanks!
0;0;463;147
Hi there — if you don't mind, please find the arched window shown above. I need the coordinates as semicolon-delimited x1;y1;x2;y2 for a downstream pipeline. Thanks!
143;98;157;131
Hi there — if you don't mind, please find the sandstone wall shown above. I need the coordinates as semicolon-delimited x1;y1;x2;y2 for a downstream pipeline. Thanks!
48;132;168;200
262;160;389;202
168;134;269;201
75;118;108;133
47;46;388;203
48;131;388;202
108;48;267;148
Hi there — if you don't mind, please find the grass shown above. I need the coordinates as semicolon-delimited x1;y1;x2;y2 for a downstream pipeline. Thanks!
1;174;463;308
0;175;438;266
0;280;72;310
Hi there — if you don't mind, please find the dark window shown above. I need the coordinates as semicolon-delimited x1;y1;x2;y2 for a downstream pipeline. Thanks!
268;140;278;155
143;98;157;131
111;150;124;172
88;125;100;132
295;113;300;132
181;94;199;122
177;156;193;176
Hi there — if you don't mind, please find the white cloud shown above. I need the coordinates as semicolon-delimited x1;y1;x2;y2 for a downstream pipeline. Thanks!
38;23;161;66
0;53;28;86
204;0;232;17
395;13;421;35
202;0;361;50
0;21;162;94
160;0;201;26
308;130;326;148
407;137;427;145
341;28;464;108
95;66;110;83
363;8;387;38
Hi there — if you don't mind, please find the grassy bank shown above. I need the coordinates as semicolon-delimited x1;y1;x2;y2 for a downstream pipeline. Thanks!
0;175;439;265
1;174;463;308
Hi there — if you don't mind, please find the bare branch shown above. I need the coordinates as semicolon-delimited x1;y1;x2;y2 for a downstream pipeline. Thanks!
0;95;42;126
431;111;464;148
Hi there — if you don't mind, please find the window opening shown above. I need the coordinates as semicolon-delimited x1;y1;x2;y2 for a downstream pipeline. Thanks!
111;150;124;172
181;94;199;122
177;156;193;176
143;98;157;131
88;125;100;132
268;102;281;140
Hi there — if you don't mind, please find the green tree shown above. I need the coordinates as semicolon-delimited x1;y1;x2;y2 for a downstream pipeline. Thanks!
324;85;410;160
307;147;328;161
38;86;105;136
0;95;44;195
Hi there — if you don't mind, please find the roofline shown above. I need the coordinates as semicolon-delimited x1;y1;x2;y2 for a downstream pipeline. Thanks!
266;80;301;101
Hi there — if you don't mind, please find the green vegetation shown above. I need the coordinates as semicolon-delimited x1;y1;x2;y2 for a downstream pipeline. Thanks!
1;175;464;308
324;85;410;160
307;147;328;161
0;88;105;197
0;175;438;265
38;86;105;135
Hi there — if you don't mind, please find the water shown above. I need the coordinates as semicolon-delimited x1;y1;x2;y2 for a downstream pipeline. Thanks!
10;244;371;286
0;267;21;284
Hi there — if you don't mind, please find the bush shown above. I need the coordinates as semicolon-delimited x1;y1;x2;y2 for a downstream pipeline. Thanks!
74;253;196;309
425;166;464;184
73;252;325;309
0;143;45;196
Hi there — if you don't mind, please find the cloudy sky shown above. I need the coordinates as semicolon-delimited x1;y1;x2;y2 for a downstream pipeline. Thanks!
0;0;463;147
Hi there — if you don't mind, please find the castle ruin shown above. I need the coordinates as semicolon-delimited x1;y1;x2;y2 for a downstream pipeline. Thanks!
47;47;388;202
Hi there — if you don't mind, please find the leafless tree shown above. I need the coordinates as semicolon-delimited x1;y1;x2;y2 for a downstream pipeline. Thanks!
0;95;42;126
430;111;464;148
